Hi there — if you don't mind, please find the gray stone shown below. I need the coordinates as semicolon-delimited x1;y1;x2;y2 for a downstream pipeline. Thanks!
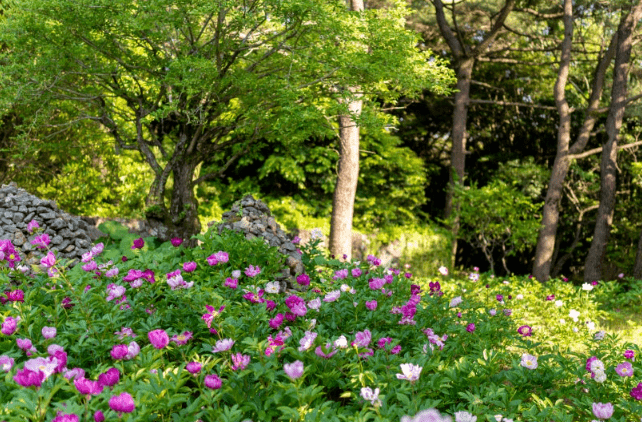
24;213;35;223
4;225;18;233
51;235;63;245
75;238;91;249
12;230;26;246
64;245;76;253
41;212;57;220
12;212;24;224
18;205;28;213
4;211;13;219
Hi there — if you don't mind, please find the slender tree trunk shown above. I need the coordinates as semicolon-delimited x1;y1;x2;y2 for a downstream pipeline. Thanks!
584;2;642;282
633;228;642;279
444;58;474;266
329;0;364;261
532;0;573;282
168;159;201;241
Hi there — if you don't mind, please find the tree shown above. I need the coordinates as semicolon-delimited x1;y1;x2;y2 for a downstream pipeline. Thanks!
329;0;364;261
0;0;453;241
584;0;642;282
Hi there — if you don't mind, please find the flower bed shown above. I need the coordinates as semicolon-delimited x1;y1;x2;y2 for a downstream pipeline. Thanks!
1;226;641;421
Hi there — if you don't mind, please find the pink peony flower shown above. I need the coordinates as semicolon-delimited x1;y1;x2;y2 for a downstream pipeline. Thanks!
148;329;169;349
230;353;250;371
616;362;633;377
82;260;98;272
631;382;642;400
2;316;18;336
94;410;105;422
27;219;40;233
298;331;318;351
323;290;341;302
74;377;104;395
212;338;235;353
51;412;79;422
396;363;422;382
6;289;25;302
114;327;137;340
224;278;238;289
13;367;45;388
183;261;197;272
40;252;56;268
624;350;635;360
17;338;32;350
592;402;614;419
204;374;222;389
315;343;338;359
31;233;50;249
466;323;476;333
365;300;377;311
125;341;140;360
207;254;219;266
171;238;183;247
244;265;261;277
351;268;362;277
171;331;193;346
109;392;135;413
0;355;15;372
41;326;56;339
269;314;284;330
110;344;129;360
353;329;372;348
186;362;202;374
283;360;304;380
98;368;120;387
296;273;310;286
215;251;229;263
63;367;85;381
517;325;532;337
369;278;386;290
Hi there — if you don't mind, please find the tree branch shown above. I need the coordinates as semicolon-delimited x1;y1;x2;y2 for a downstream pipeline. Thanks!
570;140;642;160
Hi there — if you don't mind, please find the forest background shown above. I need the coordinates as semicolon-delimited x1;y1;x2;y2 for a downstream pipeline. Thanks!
2;0;642;283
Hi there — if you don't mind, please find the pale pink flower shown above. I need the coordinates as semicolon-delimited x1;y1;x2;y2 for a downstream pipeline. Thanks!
283;360;304;380
42;326;57;339
396;363;422;382
212;338;235;353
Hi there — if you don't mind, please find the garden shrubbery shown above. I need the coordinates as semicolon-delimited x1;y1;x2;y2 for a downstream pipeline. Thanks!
1;225;641;421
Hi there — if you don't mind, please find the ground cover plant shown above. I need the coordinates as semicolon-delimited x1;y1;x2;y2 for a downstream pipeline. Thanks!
1;225;642;421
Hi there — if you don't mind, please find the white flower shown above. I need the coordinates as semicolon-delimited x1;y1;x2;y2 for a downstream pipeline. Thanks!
438;266;449;276
454;411;477;422
520;353;538;370
582;283;594;291
555;300;563;307
231;270;241;278
449;296;463;308
503;280;510;285
594;370;607;383
308;298;321;311
559;319;566;324
360;387;381;406
586;321;595;331
494;416;503;422
573;327;578;332
334;335;348;348
24;357;58;380
323;290;341;302
569;309;580;322
589;359;604;373
265;282;280;294
516;294;524;300
396;363;422;382
401;409;452;422
594;330;606;340
340;284;352;292
311;228;324;240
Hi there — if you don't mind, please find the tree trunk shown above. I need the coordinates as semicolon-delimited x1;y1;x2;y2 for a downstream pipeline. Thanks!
633;228;642;279
444;57;474;265
330;95;362;261
329;0;364;261
584;1;642;282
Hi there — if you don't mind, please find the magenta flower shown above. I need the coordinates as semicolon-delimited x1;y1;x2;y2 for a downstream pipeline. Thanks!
109;392;135;413
74;377;104;395
215;251;229;263
51;412;79;422
315;343;338;359
369;278;385;290
115;327;137;340
466;323;476;333
171;331;193;346
231;353;250;371
106;284;126;302
111;344;129;360
496;294;503;302
391;345;402;354
244;265;261;277
207;254;219;266
517;325;532;337
224;278;238;289
31;233;50;249
40;251;56;268
2;317;18;336
631;382;642;400
365;300;377;311
353;329;372;348
6;289;24;302
94;410;105;422
283;360;304;380
131;237;144;249
186;362;202;374
624;350;635;360
13;367;45;388
148;329;169;349
98;368;120;387
17;338;32;350
41;326;56;340
266;300;277;312
546;294;555;301
351;268;362;277
81;260;98;272
296;273;310;286
0;355;15;372
183;261;197;272
592;402;614;419
171;238;183;247
616;362;633;377
27;219;40;233
269;313;284;330
204;374;223;389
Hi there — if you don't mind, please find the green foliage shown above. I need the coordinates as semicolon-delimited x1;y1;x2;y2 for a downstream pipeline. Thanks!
454;180;542;274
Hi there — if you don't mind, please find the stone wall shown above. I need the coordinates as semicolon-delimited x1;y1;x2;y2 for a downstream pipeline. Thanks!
0;183;102;266
210;195;304;292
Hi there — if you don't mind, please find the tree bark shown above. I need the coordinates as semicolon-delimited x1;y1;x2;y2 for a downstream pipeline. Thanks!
633;228;642;279
532;0;616;281
329;0;364;261
584;1;642;282
431;0;515;266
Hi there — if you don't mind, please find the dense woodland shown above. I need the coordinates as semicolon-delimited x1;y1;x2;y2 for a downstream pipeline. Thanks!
2;0;642;282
